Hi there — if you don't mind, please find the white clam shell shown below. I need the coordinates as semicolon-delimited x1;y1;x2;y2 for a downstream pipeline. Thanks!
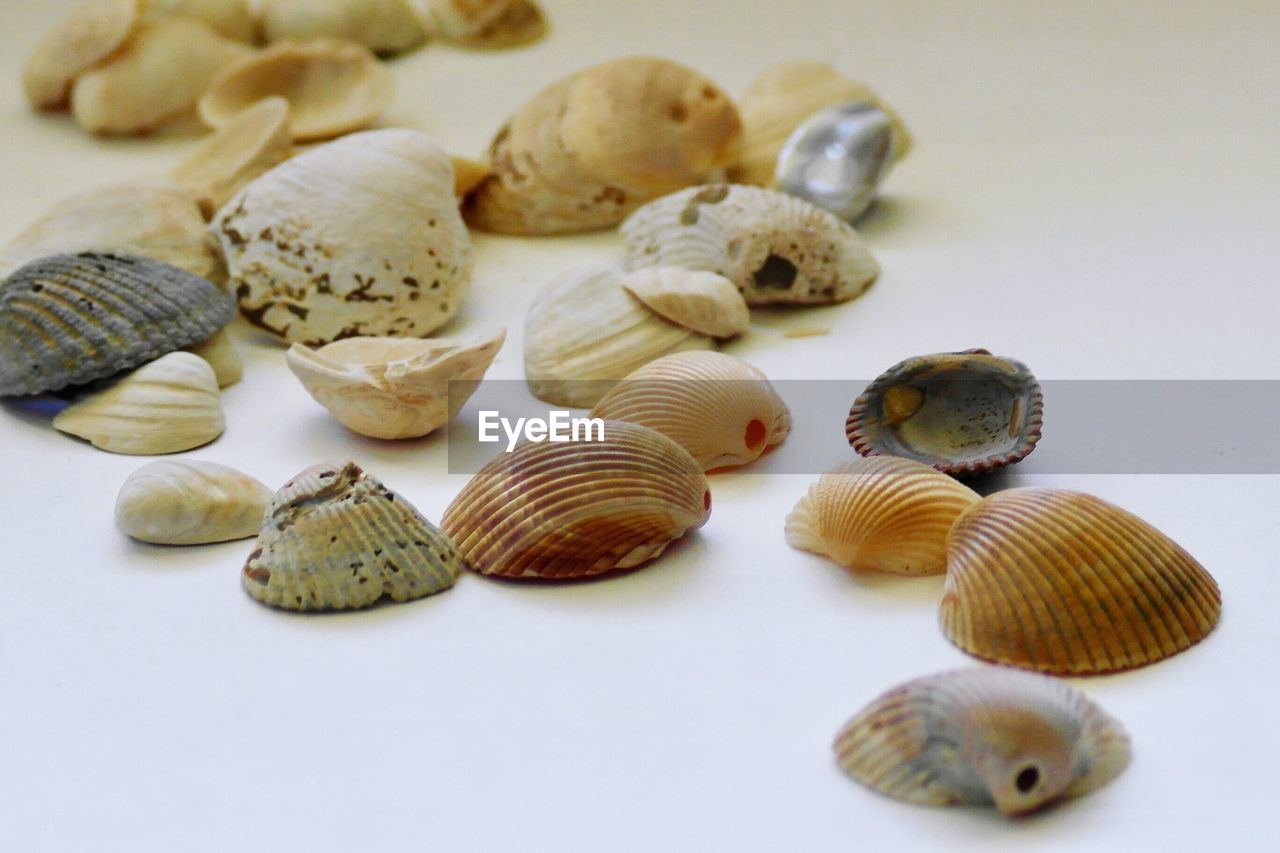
183;326;243;388
21;0;139;109
619;267;749;339
260;0;426;54
142;0;258;42
412;0;548;49
115;460;271;545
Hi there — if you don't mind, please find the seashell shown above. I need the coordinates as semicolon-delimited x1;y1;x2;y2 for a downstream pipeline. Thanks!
464;56;743;234
259;0;426;54
0;253;234;398
169;97;293;219
242;461;462;611
115;460;272;545
619;267;749;339
199;39;394;141
286;329;505;439
21;0;139;109
441;421;711;580
941;488;1222;675
450;154;492;198
142;0;258;42
785;456;979;575
834;667;1131;816
53;352;225;455
412;0;548;49
213;129;472;345
184;326;243;388
590;351;789;471
776;101;895;222
70;15;251;135
730;61;912;187
523;266;714;408
846;349;1044;476
621;184;879;306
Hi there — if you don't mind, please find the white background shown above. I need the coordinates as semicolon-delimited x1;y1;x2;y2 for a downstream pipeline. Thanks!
2;1;1278;850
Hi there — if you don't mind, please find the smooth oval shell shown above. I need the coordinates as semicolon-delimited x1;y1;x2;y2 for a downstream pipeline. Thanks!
442;421;711;579
242;461;463;611
0;253;234;397
260;0;427;54
786;456;980;575
184;326;242;387
776;101;894;222
846;349;1044;476
622;184;879;306
413;0;547;49
115;459;271;545
619;267;749;339
590;351;789;471
834;667;1131;816
941;488;1222;675
22;0;139;109
143;0;258;42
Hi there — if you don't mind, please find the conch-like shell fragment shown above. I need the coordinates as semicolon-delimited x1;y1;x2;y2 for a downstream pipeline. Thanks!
115;459;271;544
413;0;548;49
22;0;139;109
170;96;293;218
619;267;749;339
259;0;427;54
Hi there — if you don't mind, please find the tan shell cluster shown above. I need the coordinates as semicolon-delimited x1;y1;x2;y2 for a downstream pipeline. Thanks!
115;459;271;545
259;0;427;54
414;0;548;49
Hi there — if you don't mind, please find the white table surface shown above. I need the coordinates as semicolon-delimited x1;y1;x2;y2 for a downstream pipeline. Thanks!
2;1;1278;850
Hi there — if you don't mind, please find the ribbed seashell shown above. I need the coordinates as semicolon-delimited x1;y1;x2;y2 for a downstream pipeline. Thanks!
142;0;258;42
523;266;714;408
730;61;912;187
0;253;234;397
412;0;547;49
846;349;1043;476
115;460;271;545
213;129;472;345
619;267;749;339
242;461;462;611
22;0;139;109
941;488;1221;675
260;0;426;54
53;352;225;455
785;456;979;575
622;184;879;306
776;101;895;222
464;56;743;234
199;39;394;142
834;667;1131;816
184;326;242;387
590;352;789;471
286;329;505;439
441;421;711;579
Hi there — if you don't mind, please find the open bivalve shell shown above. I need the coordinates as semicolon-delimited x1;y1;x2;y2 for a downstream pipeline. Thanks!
259;0;426;55
213;129;472;345
142;0;258;42
786;456;980;575
834;667;1131;816
619;267;749;339
242;461;463;611
442;421;711;580
22;0;139;109
622;184;879;306
115;459;271;545
941;488;1222;675
413;0;548;49
590;351;789;471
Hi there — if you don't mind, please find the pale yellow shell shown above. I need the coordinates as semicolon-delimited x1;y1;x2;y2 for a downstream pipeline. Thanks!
142;0;258;42
183;326;243;388
449;154;493;198
22;0;139;109
413;0;547;49
259;0;426;54
619;267;749;339
114;459;271;545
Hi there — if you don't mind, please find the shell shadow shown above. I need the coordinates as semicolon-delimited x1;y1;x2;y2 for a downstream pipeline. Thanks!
1;394;69;428
852;193;986;248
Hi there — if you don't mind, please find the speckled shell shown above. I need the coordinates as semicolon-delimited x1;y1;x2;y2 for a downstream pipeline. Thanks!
846;349;1044;476
0;253;234;397
590;352;789;471
834;667;1130;816
213;129;472;345
143;0;258;42
22;0;139;109
115;459;271;545
170;97;293;218
619;267;749;339
442;421;710;579
260;0;426;54
785;456;980;575
184;326;242;387
413;0;547;49
941;488;1221;675
242;461;462;611
621;184;879;306
464;56;743;234
523;266;714;408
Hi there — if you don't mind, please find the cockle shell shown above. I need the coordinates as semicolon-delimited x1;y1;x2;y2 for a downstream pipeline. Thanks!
619;267;749;339
53;352;225;455
441;421;711;580
941;488;1222;675
464;56;743;234
260;0;426;54
184;326;243;387
590;352;790;471
0;253;234;397
413;0;548;49
142;0;258;42
846;349;1044;476
21;0;139;109
834;667;1130;816
785;456;980;575
242;461;463;611
776;101;895;222
523;266;714;408
199;39;394;142
213;129;472;345
286;329;505;439
622;184;879;306
115;460;271;545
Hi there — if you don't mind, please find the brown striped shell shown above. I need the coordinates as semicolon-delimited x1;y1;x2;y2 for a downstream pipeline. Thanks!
440;421;711;580
940;488;1221;674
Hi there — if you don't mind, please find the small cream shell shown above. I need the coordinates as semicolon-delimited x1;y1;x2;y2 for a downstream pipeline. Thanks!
260;0;426;54
142;0;258;42
22;0;139;109
413;0;548;49
183;326;243;388
619;267;749;339
115;460;271;545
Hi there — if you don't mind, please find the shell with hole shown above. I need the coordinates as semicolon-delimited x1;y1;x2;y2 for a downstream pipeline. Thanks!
834;667;1130;816
785;456;980;575
619;267;749;339
213;129;472;345
142;0;258;42
242;461;463;611
22;0;139;109
590;351;789;471
115;459;271;545
412;0;547;49
622;184;879;306
183;327;242;388
169;97;293;218
776;101;896;222
259;0;426;54
941;488;1222;675
464;56;743;234
286;329;505;439
441;421;711;580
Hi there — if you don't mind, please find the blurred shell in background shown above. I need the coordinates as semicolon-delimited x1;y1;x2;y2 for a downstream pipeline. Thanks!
412;0;548;49
21;0;140;109
258;0;426;55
